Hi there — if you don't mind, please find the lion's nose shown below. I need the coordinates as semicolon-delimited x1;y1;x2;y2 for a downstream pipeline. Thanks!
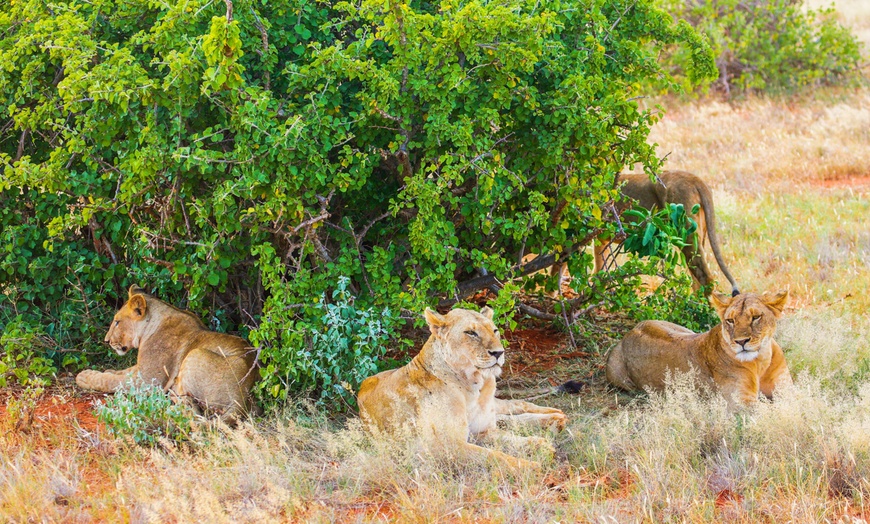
735;338;750;349
489;350;504;359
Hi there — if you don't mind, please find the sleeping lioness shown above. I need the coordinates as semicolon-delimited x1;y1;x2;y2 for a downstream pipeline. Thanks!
76;285;258;424
605;290;792;406
358;307;567;469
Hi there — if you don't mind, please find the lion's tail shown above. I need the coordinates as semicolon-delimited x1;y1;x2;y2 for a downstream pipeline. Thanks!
696;183;740;296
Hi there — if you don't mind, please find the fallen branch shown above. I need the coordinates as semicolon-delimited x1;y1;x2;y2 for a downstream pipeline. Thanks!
438;227;601;308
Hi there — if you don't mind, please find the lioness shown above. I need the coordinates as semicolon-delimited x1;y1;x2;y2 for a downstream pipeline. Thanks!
605;171;739;295
76;285;258;424
552;171;739;296
358;307;567;469
605;290;792;406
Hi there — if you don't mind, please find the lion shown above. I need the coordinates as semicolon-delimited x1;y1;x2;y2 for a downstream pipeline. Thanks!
604;171;739;295
76;285;259;424
357;307;568;470
604;290;792;406
552;170;740;297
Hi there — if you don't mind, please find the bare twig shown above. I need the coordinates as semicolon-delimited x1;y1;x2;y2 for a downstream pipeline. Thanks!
293;212;330;233
14;129;29;162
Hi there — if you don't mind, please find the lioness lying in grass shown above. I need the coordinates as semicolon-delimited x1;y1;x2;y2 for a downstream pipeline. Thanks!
605;290;792;406
358;307;567;470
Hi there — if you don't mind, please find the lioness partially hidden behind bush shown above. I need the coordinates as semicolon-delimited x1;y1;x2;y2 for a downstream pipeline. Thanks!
76;285;258;424
358;307;567;470
605;290;792;407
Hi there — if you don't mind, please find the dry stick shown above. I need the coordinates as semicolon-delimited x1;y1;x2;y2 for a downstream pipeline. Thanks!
250;6;271;90
439;228;601;308
14;129;29;162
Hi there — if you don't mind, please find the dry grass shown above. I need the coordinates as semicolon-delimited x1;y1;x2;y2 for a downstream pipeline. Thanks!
3;2;870;521
647;92;870;190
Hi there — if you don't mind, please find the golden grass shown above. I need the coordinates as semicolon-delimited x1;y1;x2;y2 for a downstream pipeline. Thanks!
647;92;870;190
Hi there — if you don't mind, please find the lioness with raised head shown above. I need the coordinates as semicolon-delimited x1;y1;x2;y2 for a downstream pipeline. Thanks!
358;307;567;469
605;290;792;406
575;171;739;296
76;285;258;424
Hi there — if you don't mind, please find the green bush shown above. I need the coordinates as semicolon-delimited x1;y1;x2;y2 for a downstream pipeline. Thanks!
0;0;716;407
95;380;193;446
659;0;864;95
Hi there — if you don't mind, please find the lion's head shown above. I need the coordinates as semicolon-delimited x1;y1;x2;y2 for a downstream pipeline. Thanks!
423;307;505;386
711;290;788;363
104;285;150;355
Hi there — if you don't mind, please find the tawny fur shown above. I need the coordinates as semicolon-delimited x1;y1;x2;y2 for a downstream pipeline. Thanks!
605;290;792;407
357;307;567;470
76;285;258;424
554;170;739;296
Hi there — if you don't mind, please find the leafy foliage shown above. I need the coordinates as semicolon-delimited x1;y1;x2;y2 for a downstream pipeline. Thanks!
658;0;864;96
622;203;699;263
252;276;396;408
0;0;715;406
0;317;56;387
95;380;193;446
583;202;717;332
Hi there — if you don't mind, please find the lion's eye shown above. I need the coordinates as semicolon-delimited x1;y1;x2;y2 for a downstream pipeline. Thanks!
751;315;761;322
114;320;119;326
464;330;479;338
725;319;734;326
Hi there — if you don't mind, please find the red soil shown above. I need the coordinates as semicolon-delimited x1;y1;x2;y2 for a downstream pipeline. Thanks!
0;388;116;496
503;327;580;376
809;174;870;189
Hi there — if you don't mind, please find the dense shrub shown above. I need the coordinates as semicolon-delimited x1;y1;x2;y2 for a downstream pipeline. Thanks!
659;0;864;96
0;0;716;404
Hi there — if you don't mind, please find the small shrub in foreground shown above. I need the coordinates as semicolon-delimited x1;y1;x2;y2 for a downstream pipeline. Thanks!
95;380;193;446
253;276;397;411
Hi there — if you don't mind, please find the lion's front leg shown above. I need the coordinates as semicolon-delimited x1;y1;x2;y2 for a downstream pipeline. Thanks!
75;365;138;393
759;340;792;399
493;398;567;432
461;441;541;471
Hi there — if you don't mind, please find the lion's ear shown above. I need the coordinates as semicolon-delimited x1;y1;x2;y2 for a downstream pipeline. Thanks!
423;308;449;338
762;290;789;317
480;307;494;321
128;284;144;299
129;294;147;319
710;291;732;318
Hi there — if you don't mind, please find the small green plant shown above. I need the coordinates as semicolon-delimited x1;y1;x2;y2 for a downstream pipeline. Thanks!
577;202;717;332
622;203;698;263
4;385;44;433
254;276;397;410
0;317;56;387
95;379;193;446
